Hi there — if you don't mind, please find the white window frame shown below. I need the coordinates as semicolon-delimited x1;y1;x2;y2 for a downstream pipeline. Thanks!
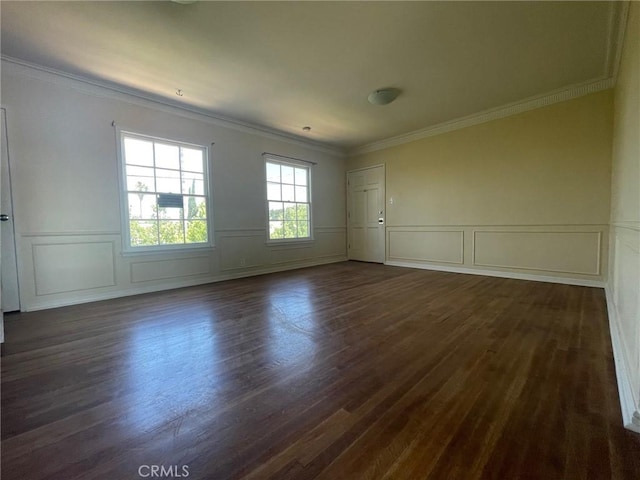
116;128;213;254
264;156;313;244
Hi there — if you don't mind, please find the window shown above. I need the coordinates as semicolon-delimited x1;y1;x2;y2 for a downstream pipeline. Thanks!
119;131;211;251
266;159;311;241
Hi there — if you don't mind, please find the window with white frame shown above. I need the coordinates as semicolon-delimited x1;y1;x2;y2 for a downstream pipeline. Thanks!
266;159;311;241
119;131;211;250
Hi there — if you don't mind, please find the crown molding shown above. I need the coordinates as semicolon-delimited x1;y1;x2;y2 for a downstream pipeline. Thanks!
606;0;630;81
3;0;628;162
0;56;346;158
349;1;628;157
348;76;615;157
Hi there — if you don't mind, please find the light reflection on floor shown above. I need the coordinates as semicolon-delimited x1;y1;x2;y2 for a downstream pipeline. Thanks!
124;281;321;433
266;281;318;367
125;316;218;433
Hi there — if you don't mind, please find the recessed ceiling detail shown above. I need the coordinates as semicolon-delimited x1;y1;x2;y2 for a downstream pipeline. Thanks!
0;2;627;150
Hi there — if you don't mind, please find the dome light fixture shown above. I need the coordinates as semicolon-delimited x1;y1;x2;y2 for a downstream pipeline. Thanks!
367;88;401;106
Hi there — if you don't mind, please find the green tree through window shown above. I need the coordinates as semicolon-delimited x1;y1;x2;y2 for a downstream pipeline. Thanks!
122;133;210;250
266;159;311;240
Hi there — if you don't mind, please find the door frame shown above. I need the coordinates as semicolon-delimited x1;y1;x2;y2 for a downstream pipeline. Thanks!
346;164;386;263
1;106;22;313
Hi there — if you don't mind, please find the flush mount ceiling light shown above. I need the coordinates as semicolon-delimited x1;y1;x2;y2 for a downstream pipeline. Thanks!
367;88;401;106
171;0;198;4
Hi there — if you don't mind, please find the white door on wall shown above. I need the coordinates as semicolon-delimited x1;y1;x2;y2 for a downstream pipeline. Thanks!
347;165;385;263
0;109;5;342
1;108;20;320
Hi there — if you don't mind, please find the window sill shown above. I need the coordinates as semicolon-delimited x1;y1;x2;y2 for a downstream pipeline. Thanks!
121;245;215;257
266;238;315;247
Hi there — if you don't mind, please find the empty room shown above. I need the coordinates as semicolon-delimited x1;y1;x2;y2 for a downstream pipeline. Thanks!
1;1;639;479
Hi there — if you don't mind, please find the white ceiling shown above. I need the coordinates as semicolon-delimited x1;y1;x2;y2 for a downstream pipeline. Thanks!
0;1;623;152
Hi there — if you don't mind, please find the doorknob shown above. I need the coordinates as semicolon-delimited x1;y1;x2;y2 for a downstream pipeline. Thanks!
0;214;9;222
378;218;384;224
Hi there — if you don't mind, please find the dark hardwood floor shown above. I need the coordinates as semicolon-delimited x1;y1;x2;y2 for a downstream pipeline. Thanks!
2;262;639;479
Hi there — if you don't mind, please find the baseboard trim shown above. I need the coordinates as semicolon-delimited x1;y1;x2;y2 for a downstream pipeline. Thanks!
384;260;605;288
22;256;347;312
605;285;640;433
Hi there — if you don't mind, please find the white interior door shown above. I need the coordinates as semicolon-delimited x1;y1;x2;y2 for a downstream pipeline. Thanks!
347;165;385;263
1;108;20;319
0;109;5;342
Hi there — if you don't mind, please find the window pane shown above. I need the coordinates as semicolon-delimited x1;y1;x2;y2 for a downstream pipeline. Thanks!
295;168;307;186
267;182;281;201
182;172;204;195
130;220;158;246
159;220;185;244
295;186;307;203
128;193;157;219
269;201;283;220
156;169;181;193
282;184;295;202
265;161;310;242
284;203;296;220
185;220;208;243
281;165;294;184
157;205;183;220
283;221;297;238
184;196;207;219
296;203;309;220
181;147;204;173
155;143;179;170
266;162;280;182
298;221;309;238
126;164;155;178
124;137;154;167
270;221;284;239
126;168;155;193
123;133;210;250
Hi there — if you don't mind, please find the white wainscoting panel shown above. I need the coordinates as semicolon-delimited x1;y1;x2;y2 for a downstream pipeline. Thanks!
19;228;347;311
388;229;464;264
33;241;116;295
607;223;640;432
315;227;347;259
218;230;267;271
269;244;314;265
473;230;601;275
267;227;346;265
130;256;211;283
611;226;640;410
614;233;639;365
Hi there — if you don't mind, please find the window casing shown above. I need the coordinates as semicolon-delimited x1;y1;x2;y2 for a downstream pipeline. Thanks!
265;159;312;241
118;131;211;252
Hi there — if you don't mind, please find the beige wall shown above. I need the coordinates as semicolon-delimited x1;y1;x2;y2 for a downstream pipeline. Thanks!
608;2;640;432
348;90;613;284
1;61;347;311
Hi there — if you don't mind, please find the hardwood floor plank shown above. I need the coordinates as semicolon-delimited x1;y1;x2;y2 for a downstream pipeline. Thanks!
2;262;638;479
